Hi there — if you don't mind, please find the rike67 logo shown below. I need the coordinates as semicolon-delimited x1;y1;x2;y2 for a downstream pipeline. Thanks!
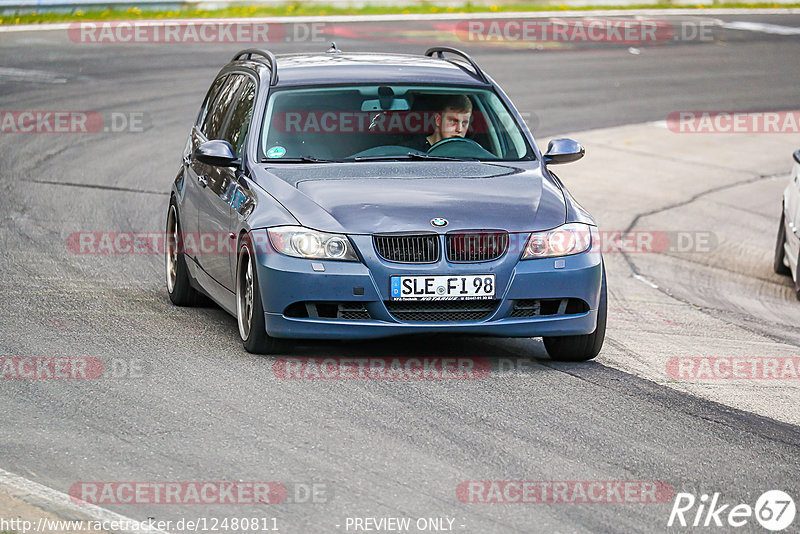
668;490;796;531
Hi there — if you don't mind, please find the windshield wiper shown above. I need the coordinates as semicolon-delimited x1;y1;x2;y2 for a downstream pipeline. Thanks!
406;152;467;161
261;156;334;163
351;153;465;162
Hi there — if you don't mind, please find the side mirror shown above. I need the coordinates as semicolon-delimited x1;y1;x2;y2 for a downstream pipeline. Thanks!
544;138;585;165
194;140;239;167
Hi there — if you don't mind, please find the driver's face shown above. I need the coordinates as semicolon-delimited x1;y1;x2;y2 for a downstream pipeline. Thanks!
438;109;471;139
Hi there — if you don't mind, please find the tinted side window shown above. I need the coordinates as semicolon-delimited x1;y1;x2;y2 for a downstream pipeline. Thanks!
195;75;228;132
202;74;244;140
220;79;257;156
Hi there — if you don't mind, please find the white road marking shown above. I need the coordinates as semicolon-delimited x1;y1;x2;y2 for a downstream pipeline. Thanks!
0;9;799;33
0;66;67;83
0;467;171;534
717;20;800;35
633;273;660;289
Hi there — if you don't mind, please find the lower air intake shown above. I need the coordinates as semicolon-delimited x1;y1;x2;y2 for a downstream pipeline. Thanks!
510;298;589;317
385;299;499;322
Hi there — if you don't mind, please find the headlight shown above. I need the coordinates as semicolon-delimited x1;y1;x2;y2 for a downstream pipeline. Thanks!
521;223;594;259
268;226;358;261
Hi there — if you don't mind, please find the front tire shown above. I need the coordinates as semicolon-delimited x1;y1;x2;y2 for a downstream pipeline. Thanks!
543;268;607;362
236;235;285;354
166;202;202;306
774;212;791;276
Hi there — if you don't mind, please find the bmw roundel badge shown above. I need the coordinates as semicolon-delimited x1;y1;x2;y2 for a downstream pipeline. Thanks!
431;218;448;228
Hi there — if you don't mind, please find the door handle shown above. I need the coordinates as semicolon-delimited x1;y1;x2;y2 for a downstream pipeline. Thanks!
197;175;208;188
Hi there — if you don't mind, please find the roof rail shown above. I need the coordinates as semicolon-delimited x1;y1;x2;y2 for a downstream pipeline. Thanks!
232;48;279;86
424;47;488;84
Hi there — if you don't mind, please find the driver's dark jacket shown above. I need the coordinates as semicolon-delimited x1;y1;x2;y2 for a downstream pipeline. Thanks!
404;135;433;152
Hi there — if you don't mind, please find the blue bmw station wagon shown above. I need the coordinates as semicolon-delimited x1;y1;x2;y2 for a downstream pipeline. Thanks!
166;46;606;360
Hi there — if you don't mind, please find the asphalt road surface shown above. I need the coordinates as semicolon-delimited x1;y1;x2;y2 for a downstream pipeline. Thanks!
1;12;800;534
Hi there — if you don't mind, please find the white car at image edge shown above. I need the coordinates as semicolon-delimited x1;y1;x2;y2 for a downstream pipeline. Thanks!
774;149;800;298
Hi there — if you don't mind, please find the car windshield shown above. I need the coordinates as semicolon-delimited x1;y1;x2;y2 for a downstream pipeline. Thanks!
259;85;534;162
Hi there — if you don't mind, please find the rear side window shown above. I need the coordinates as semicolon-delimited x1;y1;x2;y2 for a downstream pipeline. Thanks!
220;79;257;156
201;74;245;140
195;75;228;133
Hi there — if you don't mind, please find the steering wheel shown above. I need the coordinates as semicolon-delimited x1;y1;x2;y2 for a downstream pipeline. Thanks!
427;137;496;159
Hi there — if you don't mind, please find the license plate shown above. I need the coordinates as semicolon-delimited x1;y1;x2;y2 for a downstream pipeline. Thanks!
390;275;495;301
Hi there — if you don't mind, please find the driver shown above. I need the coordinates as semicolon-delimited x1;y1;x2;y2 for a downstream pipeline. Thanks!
405;95;472;152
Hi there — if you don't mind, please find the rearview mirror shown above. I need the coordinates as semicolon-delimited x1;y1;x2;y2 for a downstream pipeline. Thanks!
194;140;239;167
361;98;409;111
544;138;585;165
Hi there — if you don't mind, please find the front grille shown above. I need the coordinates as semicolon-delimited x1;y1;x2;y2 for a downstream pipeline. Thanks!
337;303;372;320
446;232;509;262
385;299;498;322
374;234;439;263
511;298;589;317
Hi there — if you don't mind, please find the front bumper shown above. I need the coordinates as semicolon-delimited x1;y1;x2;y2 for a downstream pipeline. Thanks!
252;230;603;340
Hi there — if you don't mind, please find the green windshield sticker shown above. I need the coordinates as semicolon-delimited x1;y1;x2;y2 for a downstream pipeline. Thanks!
267;146;286;158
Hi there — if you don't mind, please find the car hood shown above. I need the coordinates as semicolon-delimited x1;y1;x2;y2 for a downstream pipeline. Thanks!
256;161;566;234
